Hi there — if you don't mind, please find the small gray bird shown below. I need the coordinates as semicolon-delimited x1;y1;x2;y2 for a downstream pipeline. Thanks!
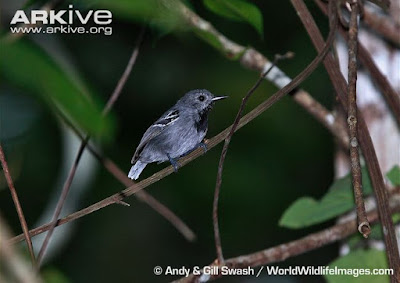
128;89;227;180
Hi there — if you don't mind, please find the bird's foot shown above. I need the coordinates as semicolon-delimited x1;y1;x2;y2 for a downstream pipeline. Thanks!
198;142;208;154
180;142;208;158
167;154;179;172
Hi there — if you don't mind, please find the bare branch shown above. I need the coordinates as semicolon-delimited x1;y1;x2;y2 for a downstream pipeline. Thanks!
0;144;36;267
213;52;294;264
103;28;145;114
37;137;88;264
346;1;370;238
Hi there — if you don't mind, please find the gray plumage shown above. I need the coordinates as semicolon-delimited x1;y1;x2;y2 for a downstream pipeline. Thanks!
128;89;227;180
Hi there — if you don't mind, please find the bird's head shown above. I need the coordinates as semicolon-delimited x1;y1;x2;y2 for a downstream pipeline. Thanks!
178;89;228;113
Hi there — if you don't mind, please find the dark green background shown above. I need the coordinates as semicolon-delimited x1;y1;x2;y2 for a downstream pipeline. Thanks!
1;1;337;282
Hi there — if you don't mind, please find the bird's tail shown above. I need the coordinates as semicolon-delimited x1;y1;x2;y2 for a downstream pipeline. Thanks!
128;161;147;180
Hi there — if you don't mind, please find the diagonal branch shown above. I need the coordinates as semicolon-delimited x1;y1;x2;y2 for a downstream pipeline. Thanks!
346;0;370;238
0;144;36;267
37;29;145;265
102;27;145;115
213;52;294;264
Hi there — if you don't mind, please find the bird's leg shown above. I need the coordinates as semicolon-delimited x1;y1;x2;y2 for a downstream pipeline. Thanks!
198;142;208;154
167;153;179;172
180;142;208;158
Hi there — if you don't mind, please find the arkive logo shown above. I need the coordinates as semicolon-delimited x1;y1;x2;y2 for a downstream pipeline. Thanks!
10;4;113;36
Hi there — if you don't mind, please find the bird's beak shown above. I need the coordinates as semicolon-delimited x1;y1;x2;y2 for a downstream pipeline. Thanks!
212;96;228;101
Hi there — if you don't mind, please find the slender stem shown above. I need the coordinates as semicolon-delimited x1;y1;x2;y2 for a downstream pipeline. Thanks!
213;52;294;264
36;138;88;264
346;1;370;238
102;28;145;115
0;144;36;267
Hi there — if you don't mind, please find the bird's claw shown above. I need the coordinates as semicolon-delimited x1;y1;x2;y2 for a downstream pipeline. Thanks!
167;154;179;173
198;142;208;155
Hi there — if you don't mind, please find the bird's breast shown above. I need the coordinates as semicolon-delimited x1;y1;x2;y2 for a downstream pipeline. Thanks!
195;110;209;133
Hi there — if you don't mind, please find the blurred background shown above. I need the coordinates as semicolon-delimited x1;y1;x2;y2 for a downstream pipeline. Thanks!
1;1;342;282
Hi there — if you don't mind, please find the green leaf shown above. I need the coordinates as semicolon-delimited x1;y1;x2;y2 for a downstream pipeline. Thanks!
203;0;263;37
386;165;400;186
279;167;372;229
0;39;114;140
325;249;390;283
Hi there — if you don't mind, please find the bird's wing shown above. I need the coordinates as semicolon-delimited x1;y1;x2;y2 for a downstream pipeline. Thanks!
131;109;180;163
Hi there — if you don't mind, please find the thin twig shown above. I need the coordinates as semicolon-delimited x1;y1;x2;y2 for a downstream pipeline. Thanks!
298;1;400;280
36;138;88;264
8;8;338;245
212;52;294;265
37;29;146;265
346;1;370;238
102;28;145;115
175;194;400;283
0;144;36;267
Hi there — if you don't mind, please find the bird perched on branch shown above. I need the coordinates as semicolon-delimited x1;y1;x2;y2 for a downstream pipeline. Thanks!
128;89;227;180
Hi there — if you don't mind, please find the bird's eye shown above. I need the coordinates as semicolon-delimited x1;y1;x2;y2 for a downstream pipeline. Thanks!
198;95;205;101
